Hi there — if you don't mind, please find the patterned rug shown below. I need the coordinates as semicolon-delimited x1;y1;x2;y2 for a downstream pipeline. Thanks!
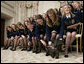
1;48;83;63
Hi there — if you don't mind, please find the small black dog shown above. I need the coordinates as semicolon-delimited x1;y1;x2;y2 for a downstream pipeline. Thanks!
45;39;63;59
46;45;59;59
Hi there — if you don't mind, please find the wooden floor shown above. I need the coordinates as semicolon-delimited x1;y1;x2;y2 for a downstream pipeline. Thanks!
1;47;83;63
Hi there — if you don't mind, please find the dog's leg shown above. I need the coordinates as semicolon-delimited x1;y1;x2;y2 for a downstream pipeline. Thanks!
51;51;55;58
55;49;59;59
45;47;50;56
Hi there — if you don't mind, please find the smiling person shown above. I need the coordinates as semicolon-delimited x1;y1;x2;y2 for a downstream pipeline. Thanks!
72;2;83;23
10;24;20;51
59;5;81;58
33;14;46;53
17;22;27;51
24;20;35;51
3;26;14;50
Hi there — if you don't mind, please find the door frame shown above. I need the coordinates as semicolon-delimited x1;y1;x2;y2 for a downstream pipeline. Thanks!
1;19;5;47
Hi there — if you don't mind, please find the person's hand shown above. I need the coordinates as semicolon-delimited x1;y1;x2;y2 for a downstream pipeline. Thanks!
78;22;82;25
52;30;56;33
67;25;76;29
11;37;14;40
21;35;25;38
59;38;63;40
67;25;73;29
40;40;46;47
48;41;52;46
27;35;30;38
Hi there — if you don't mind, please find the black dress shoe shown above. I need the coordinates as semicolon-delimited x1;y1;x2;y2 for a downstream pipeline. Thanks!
12;48;16;51
3;47;7;50
55;56;59;59
32;50;36;53
27;47;32;51
21;48;27;51
32;49;37;53
36;50;41;54
46;53;49;56
64;55;68;58
10;47;13;50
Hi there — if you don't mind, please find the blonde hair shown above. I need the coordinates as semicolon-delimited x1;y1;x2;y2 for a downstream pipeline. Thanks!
6;26;13;32
62;5;71;18
62;5;75;18
11;24;19;30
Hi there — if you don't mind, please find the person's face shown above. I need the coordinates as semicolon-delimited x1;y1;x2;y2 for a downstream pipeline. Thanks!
48;13;54;21
43;13;47;19
74;2;80;9
31;24;34;29
8;27;12;31
24;22;28;26
37;19;43;25
54;9;58;14
28;23;34;29
30;17;33;21
19;25;22;29
64;6;70;14
27;18;30;21
60;8;63;13
33;16;36;20
11;25;15;30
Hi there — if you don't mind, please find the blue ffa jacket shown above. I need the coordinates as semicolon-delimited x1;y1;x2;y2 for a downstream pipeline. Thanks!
18;29;25;37
46;18;61;42
72;9;83;22
7;31;13;38
32;20;36;25
25;26;35;42
35;23;46;41
12;30;19;37
59;14;79;38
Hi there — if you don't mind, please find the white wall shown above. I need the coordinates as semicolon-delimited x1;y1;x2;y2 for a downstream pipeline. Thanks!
38;1;60;14
1;1;15;40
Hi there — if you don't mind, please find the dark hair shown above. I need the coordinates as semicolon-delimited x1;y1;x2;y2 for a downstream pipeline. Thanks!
35;14;43;20
24;20;28;27
11;24;18;30
17;22;23;26
6;26;13;32
29;21;34;25
35;14;45;25
17;22;24;28
54;8;59;14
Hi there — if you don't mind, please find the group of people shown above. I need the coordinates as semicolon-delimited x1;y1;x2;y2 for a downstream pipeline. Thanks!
3;2;83;58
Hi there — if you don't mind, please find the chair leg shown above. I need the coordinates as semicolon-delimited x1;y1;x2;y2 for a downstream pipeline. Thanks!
80;37;82;52
76;37;78;56
70;45;72;53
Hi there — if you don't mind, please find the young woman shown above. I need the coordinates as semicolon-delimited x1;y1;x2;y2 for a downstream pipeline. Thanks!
33;14;46;53
10;24;20;51
46;8;61;46
72;2;83;22
17;22;27;51
24;20;35;51
42;13;47;20
59;5;81;58
30;17;36;26
3;26;14;50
